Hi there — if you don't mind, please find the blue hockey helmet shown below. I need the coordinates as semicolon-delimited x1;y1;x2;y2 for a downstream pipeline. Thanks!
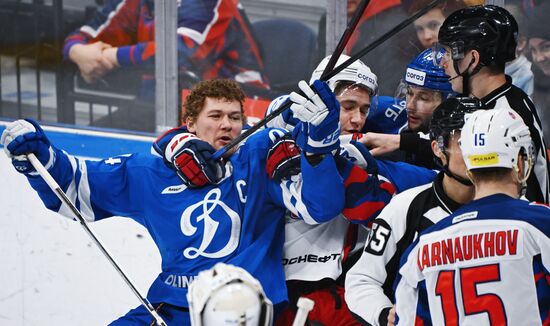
404;48;454;99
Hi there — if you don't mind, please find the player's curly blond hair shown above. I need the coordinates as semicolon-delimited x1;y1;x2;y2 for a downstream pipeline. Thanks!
182;79;246;125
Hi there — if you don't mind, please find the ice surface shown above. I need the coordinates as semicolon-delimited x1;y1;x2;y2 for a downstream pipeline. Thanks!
0;154;161;325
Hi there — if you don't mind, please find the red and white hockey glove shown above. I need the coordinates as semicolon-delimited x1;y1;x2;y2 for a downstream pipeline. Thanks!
164;133;225;188
266;134;301;180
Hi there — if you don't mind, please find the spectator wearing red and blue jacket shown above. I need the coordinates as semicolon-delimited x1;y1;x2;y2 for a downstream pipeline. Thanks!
63;0;268;89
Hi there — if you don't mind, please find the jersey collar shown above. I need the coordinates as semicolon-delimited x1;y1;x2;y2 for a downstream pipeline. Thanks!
432;172;463;214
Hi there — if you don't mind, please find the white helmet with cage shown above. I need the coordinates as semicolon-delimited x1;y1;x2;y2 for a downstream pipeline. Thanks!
309;54;378;96
188;263;273;326
459;107;534;182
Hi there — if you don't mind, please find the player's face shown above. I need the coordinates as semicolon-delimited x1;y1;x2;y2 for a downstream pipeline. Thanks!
414;8;445;49
187;98;243;150
445;132;468;180
405;85;442;132
337;85;371;134
529;37;550;76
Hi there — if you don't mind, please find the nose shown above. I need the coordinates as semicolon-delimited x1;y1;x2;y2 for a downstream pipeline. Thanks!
426;30;436;42
532;49;545;63
350;109;362;124
405;96;416;112
220;115;232;130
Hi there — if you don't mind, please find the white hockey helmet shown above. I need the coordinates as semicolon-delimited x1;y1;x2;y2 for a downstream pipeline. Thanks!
460;107;534;181
309;54;378;96
188;263;273;326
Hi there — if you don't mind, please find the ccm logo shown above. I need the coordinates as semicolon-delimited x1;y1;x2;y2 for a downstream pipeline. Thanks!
405;68;426;86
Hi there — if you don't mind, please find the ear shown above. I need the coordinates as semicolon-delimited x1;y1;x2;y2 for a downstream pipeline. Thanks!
431;139;447;164
468;49;481;72
186;117;196;133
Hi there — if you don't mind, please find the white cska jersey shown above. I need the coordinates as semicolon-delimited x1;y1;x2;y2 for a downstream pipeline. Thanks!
283;213;369;281
395;194;550;325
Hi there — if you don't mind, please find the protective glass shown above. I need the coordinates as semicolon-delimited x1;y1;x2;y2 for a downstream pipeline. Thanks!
394;80;408;100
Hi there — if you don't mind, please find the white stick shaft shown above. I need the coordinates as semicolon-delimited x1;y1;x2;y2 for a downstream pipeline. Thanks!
292;297;315;326
27;154;167;326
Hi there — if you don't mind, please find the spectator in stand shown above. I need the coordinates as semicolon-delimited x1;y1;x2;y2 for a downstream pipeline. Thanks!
504;2;534;97
64;0;267;88
404;0;464;50
525;2;550;144
63;0;267;131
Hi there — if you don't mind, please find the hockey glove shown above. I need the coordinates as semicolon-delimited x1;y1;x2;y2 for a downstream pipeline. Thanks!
289;80;341;155
1;119;55;174
339;140;379;175
266;133;301;180
265;95;300;132
164;132;225;188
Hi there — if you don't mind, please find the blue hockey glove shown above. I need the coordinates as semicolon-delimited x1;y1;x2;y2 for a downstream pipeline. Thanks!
265;95;300;132
266;133;301;180
1;119;55;174
163;132;225;188
289;80;341;155
339;140;379;175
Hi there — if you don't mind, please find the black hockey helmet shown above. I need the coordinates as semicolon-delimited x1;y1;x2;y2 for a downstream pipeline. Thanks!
429;97;485;144
438;5;518;66
429;97;486;186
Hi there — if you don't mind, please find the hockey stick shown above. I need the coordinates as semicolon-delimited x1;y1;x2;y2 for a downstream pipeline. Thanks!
211;0;371;160
27;153;168;326
292;297;315;326
324;0;446;82
320;0;371;80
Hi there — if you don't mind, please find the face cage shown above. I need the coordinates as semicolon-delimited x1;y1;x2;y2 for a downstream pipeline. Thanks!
515;147;535;185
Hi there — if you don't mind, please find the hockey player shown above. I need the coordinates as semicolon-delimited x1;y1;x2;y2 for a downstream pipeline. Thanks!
272;55;387;326
436;4;549;204
345;97;483;326
357;48;455;169
361;95;407;135
0;79;344;325
394;107;550;325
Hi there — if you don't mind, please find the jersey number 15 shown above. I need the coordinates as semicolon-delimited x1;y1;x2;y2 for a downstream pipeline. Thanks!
435;263;507;325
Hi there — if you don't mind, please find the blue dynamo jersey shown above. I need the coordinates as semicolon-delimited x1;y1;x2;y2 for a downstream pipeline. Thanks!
363;96;407;134
26;128;344;308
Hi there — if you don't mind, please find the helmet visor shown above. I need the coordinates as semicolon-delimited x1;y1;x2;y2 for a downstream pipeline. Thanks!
432;43;452;67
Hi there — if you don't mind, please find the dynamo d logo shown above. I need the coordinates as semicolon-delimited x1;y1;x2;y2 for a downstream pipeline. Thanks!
180;188;241;259
405;68;426;86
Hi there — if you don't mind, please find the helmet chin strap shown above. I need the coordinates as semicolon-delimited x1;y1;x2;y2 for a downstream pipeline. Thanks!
435;150;473;186
443;165;473;186
448;56;482;96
